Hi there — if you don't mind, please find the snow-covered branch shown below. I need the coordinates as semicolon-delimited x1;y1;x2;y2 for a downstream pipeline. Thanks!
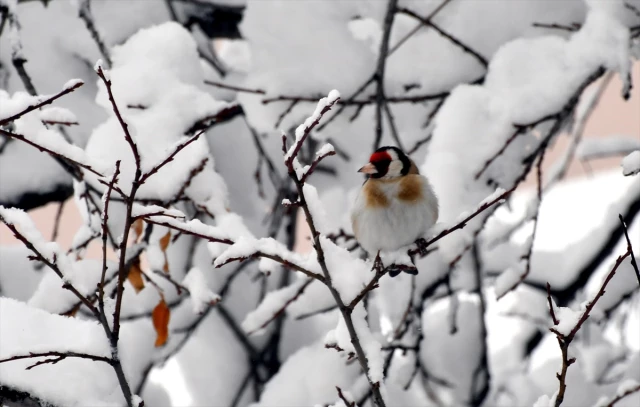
546;239;633;407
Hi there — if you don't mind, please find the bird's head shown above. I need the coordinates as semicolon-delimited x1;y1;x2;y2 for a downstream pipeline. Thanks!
358;146;415;179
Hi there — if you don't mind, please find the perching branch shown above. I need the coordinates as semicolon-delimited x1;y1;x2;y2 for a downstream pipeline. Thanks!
282;94;387;407
409;186;517;257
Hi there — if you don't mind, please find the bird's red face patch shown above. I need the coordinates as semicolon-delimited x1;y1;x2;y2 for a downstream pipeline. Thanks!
369;151;392;164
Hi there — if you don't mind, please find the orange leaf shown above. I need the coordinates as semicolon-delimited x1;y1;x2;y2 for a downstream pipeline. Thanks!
131;219;144;242
159;231;171;252
162;257;169;274
61;303;81;318
152;297;170;347
127;258;145;293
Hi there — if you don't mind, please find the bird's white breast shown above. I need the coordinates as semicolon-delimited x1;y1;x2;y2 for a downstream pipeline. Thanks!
351;176;438;255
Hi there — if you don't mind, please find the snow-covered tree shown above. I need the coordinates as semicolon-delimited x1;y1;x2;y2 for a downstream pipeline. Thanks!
0;0;639;406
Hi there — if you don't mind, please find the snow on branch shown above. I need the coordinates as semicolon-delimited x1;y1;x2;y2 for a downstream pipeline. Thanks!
0;127;106;177
0;79;83;126
95;63;141;176
299;143;336;183
546;232;634;407
577;136;640;161
139;129;207;184
495;152;545;299
242;278;313;335
594;380;640;407
408;186;516;258
0;206;100;318
283;89;340;165
621;151;640;177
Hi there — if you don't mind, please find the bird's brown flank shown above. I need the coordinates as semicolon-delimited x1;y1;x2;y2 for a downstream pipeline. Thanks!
362;176;425;207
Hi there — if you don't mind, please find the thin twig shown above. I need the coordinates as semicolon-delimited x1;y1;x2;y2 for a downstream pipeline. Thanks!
204;79;265;95
78;0;112;67
0;219;100;318
139;130;205;184
50;201;65;241
383;101;403;150
247;278;313;335
0;128;101;177
549;248;632;407
398;7;488;67
0;351;113;370
495;151;545;299
619;214;640;286
373;0;399;150
98;161;121;319
388;0;453;55
0;80;84;126
604;383;640;407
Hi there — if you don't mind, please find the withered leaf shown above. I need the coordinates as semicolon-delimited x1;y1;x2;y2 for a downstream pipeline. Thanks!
131;219;144;242
127;258;145;293
152;297;170;347
159;231;171;252
159;231;171;273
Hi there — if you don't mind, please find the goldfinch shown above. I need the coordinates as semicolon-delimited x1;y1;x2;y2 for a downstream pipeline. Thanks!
351;146;439;275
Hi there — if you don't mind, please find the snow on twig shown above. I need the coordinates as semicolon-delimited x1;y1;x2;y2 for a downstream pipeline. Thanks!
546;243;632;407
0;80;84;126
0;351;113;370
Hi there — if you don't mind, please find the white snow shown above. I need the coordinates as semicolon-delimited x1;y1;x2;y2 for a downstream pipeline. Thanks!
533;392;558;407
316;143;335;158
303;184;330;234
494;260;526;299
0;206;80;285
85;22;233;211
577;136;640;160
329;303;384;383
214;236;313;272
131;204;185;219
182;267;220;314
0;90;44;122
621;150;640;176
39;106;78;124
0;297;117;407
255;341;359;407
284;90;340;162
242;278;311;334
550;297;585;336
63;78;84;90
320;236;371;305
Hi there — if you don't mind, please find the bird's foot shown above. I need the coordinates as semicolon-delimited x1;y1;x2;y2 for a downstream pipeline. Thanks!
415;238;429;257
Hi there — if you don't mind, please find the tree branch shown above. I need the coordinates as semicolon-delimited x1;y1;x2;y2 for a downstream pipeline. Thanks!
0;80;84;126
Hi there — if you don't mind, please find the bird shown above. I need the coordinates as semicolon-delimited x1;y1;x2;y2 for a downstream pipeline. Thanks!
351;146;439;276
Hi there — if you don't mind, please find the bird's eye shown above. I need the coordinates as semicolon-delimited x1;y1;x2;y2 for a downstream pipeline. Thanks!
372;159;391;177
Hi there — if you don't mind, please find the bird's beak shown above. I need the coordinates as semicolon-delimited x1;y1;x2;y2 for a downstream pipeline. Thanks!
358;163;377;174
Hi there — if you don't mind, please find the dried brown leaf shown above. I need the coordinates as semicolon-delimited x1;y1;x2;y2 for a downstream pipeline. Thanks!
152;297;170;347
127;258;145;293
131;219;144;242
159;231;171;252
